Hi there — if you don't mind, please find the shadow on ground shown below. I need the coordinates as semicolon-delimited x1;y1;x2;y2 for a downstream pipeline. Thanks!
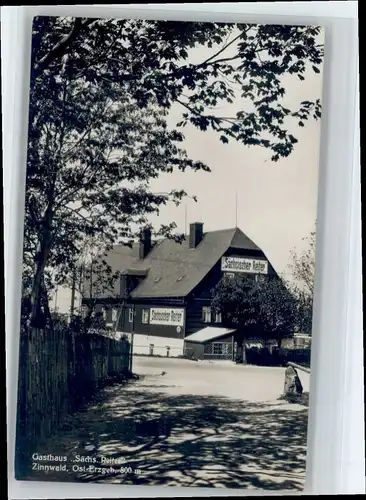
28;381;308;491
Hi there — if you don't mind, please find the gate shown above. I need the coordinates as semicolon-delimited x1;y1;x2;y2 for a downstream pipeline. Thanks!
204;341;233;360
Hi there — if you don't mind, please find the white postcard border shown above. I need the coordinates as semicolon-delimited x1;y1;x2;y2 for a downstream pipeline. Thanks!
3;2;362;498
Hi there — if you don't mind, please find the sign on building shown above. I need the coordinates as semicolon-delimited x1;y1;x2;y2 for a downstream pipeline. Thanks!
150;308;185;327
221;256;268;274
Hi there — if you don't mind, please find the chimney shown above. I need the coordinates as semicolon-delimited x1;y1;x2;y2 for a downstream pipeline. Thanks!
189;222;204;249
139;227;152;259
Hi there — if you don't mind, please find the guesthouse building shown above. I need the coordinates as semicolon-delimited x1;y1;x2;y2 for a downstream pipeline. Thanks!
82;223;278;359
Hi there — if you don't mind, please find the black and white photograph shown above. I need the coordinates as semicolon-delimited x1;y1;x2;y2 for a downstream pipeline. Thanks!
15;15;325;491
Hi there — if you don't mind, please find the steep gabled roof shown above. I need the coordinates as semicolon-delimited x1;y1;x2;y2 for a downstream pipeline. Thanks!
97;227;262;299
230;227;262;250
85;227;264;300
131;227;262;298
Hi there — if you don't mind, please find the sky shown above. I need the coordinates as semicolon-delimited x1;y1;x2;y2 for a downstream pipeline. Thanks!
51;24;324;314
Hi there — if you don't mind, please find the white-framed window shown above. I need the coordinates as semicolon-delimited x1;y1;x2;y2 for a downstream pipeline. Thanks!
128;308;134;323
104;307;114;326
202;306;211;323
112;308;118;322
142;309;149;324
225;272;235;279
81;305;88;319
222;343;231;355
214;311;222;323
294;337;304;348
213;343;223;355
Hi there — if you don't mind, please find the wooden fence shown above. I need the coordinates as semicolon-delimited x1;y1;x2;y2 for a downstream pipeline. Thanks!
15;325;131;478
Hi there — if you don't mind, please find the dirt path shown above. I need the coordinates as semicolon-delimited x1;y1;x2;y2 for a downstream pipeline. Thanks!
26;358;308;491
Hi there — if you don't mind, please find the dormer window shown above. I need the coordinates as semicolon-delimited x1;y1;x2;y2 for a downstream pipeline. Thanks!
176;275;185;282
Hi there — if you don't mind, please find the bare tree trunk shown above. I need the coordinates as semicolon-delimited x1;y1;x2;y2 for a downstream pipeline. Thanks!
30;240;51;327
29;204;53;328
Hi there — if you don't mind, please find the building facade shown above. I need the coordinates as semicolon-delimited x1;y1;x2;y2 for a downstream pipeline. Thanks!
82;223;278;359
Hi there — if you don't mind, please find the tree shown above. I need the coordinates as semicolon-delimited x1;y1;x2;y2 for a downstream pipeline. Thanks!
24;18;323;327
289;231;316;297
65;240;123;332
26;67;199;326
294;289;313;335
211;275;298;361
288;230;316;334
254;277;298;347
211;275;259;364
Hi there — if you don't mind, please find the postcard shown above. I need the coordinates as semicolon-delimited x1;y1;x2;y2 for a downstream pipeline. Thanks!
15;16;324;491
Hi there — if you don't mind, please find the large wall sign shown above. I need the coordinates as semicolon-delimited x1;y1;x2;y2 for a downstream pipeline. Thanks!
221;256;268;274
150;308;185;327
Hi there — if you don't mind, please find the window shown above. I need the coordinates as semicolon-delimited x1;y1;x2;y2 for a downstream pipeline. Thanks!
214;311;222;323
142;309;149;324
222;343;231;355
225;272;235;279
149;344;154;356
105;308;113;325
81;305;88;319
294;337;305;348
128;308;134;323
213;343;223;355
176;275;185;282
102;307;113;325
112;308;118;322
202;306;211;323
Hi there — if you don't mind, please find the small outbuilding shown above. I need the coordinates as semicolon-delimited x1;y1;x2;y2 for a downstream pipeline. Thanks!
183;326;236;360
